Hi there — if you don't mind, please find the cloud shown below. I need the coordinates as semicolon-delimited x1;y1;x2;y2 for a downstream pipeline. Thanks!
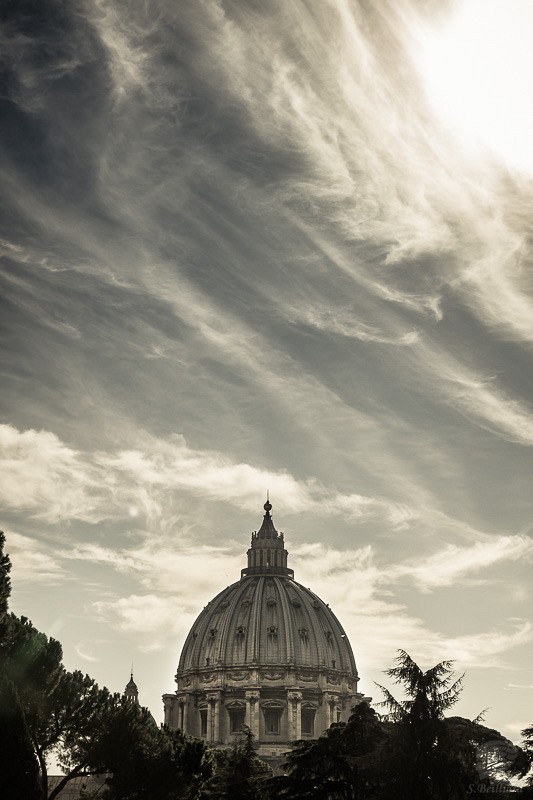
390;536;533;591
88;0;147;98
284;303;421;345
4;530;65;585
73;641;102;663
92;594;195;652
61;539;241;599
0;423;414;530
0;425;102;523
504;683;533;691
441;368;533;447
293;541;532;670
505;721;532;735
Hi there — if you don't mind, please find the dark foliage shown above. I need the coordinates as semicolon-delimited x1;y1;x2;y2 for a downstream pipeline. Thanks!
268;702;386;800
203;726;271;800
0;674;41;799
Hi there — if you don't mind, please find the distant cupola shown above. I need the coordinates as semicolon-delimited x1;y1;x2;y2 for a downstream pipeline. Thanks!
124;670;139;705
241;496;293;579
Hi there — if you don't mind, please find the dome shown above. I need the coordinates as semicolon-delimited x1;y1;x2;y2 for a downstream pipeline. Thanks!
177;577;357;678
163;500;368;757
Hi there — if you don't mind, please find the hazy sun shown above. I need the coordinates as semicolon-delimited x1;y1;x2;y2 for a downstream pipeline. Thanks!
415;0;533;176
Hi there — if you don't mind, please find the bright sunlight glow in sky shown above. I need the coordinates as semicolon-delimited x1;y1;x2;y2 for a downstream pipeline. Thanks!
416;0;533;175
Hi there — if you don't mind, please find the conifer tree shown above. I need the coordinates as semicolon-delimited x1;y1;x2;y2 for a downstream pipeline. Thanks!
376;650;476;800
0;531;41;798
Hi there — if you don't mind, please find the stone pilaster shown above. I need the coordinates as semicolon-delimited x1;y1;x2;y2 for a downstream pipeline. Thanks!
287;691;302;741
245;690;260;738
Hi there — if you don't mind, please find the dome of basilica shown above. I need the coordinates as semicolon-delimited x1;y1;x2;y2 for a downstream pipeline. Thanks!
163;500;368;758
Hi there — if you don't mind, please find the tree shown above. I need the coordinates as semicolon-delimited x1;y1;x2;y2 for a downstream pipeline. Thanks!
269;702;386;800
517;725;533;797
376;650;477;800
0;606;109;799
0;532;213;800
205;726;270;800
100;715;212;800
0;674;41;799
0;530;11;615
0;532;43;798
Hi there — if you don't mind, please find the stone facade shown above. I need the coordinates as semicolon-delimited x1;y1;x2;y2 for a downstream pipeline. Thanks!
163;500;369;758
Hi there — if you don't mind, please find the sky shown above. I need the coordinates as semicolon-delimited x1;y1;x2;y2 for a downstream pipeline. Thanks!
1;0;532;746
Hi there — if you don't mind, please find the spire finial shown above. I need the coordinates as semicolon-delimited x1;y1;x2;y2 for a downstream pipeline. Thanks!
264;491;272;513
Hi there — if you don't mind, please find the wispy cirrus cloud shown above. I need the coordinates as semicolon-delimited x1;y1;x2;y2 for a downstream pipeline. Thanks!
294;540;532;670
0;423;414;529
5;530;66;585
389;536;533;591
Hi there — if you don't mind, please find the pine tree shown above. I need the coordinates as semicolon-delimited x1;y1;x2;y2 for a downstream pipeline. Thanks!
376;650;476;800
0;674;41;800
268;702;386;800
206;726;270;800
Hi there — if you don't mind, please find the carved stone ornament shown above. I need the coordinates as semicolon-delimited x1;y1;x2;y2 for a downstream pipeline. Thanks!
201;672;217;683
287;692;303;702
261;670;283;681
296;671;318;682
327;673;341;685
228;671;249;681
